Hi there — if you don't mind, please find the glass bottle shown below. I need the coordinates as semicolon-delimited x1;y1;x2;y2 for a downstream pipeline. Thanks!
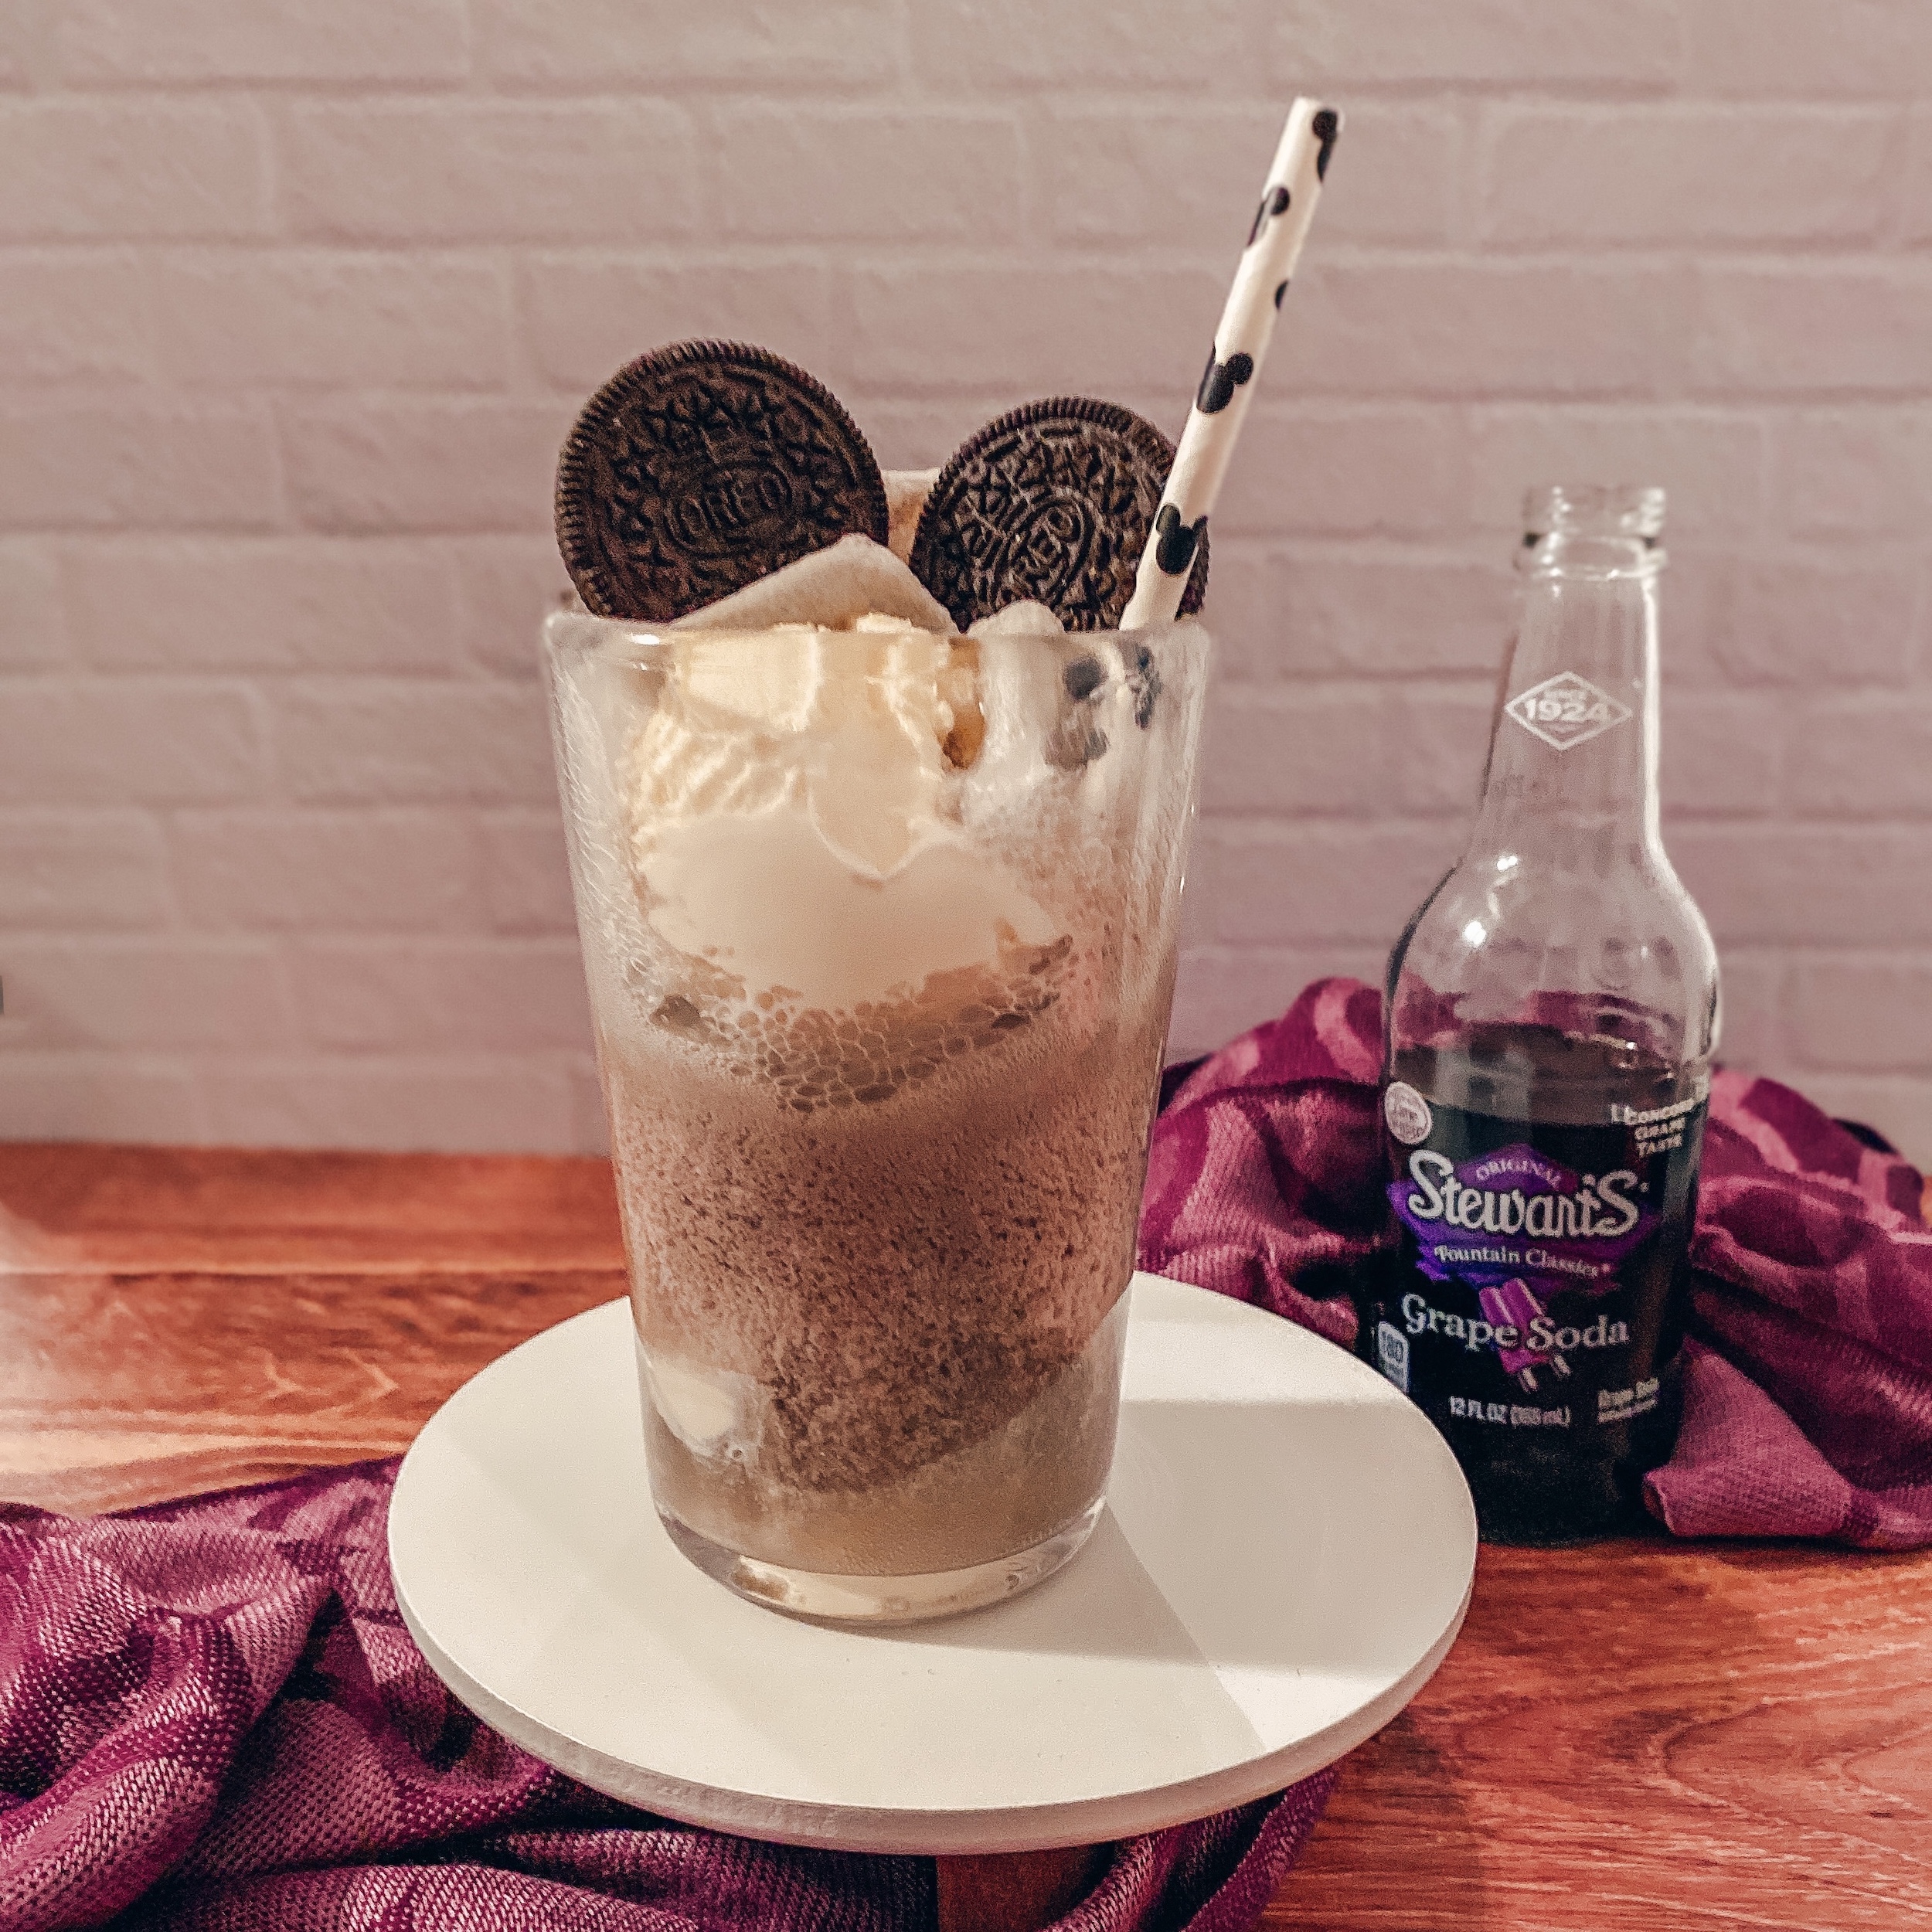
1365;485;1720;1543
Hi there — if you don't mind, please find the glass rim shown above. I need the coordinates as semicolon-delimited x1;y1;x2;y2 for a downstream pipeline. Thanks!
541;603;1213;668
1518;484;1668;582
1522;482;1667;539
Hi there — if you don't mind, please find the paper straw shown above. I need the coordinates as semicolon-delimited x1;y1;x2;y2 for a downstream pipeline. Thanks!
1121;99;1342;631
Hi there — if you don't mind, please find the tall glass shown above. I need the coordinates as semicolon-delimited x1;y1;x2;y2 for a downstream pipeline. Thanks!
544;611;1209;1622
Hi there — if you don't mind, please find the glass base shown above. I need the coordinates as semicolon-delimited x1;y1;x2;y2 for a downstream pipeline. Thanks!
658;1495;1107;1626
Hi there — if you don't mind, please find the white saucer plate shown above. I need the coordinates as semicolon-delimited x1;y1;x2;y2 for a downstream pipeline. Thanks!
390;1274;1476;1855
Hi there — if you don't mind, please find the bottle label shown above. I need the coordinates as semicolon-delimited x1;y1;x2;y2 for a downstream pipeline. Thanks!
1376;1321;1411;1393
1383;1080;1434;1145
1374;1092;1706;1440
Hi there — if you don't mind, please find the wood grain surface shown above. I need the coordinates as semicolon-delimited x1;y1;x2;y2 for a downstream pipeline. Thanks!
1273;1539;1932;1930
2;1143;1928;1930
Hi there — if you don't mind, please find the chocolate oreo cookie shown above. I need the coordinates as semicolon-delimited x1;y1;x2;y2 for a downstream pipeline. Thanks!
908;398;1207;631
556;341;888;621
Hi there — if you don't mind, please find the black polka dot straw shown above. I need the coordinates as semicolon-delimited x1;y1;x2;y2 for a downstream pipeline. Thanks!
1121;98;1342;631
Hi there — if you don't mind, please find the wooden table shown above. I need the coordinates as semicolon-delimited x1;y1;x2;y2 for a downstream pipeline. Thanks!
3;1143;1929;1930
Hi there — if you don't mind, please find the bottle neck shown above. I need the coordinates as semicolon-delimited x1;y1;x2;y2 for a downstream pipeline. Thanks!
1468;560;1662;871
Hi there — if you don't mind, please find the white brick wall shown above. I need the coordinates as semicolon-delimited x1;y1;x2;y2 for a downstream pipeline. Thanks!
2;0;1930;1158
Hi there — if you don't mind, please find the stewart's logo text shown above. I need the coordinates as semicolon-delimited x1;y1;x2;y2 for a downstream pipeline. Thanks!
1388;1142;1657;1294
1401;1148;1639;1240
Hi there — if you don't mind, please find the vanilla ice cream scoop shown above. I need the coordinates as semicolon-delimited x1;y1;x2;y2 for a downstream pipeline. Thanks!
625;616;1059;1012
629;623;952;876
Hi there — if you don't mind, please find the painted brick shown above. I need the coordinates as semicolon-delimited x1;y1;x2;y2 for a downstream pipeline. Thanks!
277;103;701;245
1287;101;1465;249
1661;694;1783;819
480;813;577;935
1710;951;1784;1075
281;398;572;536
713;107;1022;244
1787;699;1932;819
1199;822;1462;947
1466;408;1770;541
1713;557;1918;688
0;939;292;1052
569;1060;610;1157
911;2;1252;90
2;1060;206;1142
454;537;571;682
0;101;269;240
1791;960;1932;1073
1905;110;1932;243
859;395;1115;474
1481;107;1893;246
1;539;66;668
1672;828;1932;945
0;679;263;804
838;263;1228;399
270;679;553;805
1187;545;1279;678
1204;546;1512;681
1271;260;1696;400
1789;1078;1932;1168
474;0;898;88
1043;107;1288;252
1386;685;1495;817
1171;944;1386;1060
0;253;155;384
1645;548;1733;693
0;811;175;931
1201;685;1394;819
1214;405;1469;539
1695;266;1932;394
1776;409;1932;540
521;257;836;393
171;811;484;932
0;5;31;87
1268;0;1683;88
200;1060;575;1154
0;400;282;532
1202;679;1492;821
1683;0;1932;97
2;0;1930;1159
1042;103;1462;251
58;0;468;83
286;939;591;1052
150;253;512;389
63;539;462;674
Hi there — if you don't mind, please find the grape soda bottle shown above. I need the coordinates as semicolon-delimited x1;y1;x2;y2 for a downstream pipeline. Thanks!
1367;485;1720;1543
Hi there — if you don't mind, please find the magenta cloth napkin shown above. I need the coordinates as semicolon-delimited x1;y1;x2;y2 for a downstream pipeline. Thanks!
0;1460;1335;1932
1140;976;1932;1550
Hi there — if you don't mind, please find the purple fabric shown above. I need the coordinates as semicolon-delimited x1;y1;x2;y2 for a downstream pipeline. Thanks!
1139;976;1932;1552
0;1461;1335;1932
